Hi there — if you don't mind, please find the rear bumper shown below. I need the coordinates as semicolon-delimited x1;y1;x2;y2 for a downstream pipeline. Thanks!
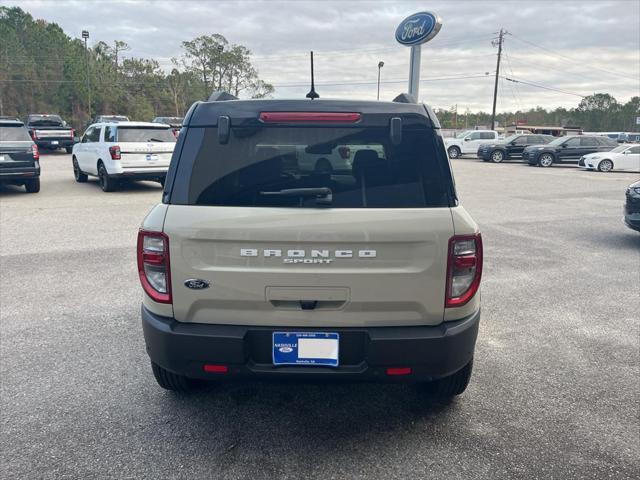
34;139;74;149
141;305;480;383
0;167;40;180
110;170;166;180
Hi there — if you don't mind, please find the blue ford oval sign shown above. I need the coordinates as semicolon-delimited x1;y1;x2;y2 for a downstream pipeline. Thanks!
395;12;442;46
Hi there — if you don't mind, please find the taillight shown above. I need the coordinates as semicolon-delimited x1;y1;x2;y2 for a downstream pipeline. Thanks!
109;145;121;160
445;234;483;308
259;112;361;123
137;230;171;304
338;146;351;159
32;144;39;161
70;128;75;139
30;130;38;140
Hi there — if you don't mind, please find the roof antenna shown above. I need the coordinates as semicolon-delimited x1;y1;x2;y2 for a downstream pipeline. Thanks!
306;51;319;100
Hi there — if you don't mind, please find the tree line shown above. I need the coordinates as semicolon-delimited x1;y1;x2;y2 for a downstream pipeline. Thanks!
0;6;273;129
1;6;638;133
435;93;639;132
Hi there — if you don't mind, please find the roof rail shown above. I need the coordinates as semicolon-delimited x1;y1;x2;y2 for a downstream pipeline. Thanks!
392;93;416;104
208;91;239;102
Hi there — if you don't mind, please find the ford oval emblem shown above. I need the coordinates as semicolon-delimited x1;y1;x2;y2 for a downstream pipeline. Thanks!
184;279;210;290
278;347;293;353
395;12;442;46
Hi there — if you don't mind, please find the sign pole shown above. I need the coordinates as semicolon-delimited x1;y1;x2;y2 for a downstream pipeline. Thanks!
408;44;421;101
395;12;441;103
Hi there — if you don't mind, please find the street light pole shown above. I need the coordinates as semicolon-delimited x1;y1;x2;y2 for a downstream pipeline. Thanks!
82;30;91;119
377;61;384;100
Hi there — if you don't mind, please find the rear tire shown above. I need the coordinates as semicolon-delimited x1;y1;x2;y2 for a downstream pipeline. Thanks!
538;153;554;167
490;150;505;163
447;146;461;159
98;163;117;192
73;157;88;182
24;178;40;193
597;159;613;172
151;362;193;392
421;359;473;398
65;146;73;154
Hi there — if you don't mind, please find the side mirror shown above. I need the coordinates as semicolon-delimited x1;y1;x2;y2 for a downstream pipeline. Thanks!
218;116;230;144
464;137;471;141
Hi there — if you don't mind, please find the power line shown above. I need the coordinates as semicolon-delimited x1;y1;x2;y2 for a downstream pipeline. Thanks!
502;76;586;98
509;33;638;80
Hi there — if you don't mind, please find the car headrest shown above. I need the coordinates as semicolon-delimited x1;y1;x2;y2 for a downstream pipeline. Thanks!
352;150;385;178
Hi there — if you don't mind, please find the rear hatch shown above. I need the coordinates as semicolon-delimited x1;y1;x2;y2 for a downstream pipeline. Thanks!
0;124;36;170
116;126;176;169
164;109;455;327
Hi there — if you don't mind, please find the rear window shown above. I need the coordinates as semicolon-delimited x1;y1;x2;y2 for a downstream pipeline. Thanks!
117;127;177;143
180;125;451;208
28;115;63;127
0;125;32;141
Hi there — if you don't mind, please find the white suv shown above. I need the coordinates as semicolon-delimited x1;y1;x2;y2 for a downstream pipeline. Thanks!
444;130;499;159
72;121;176;192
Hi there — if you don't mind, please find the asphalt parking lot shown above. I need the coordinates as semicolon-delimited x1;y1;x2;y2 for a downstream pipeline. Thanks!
1;152;638;479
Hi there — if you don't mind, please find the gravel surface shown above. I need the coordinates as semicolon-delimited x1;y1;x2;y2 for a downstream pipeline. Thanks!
1;152;638;479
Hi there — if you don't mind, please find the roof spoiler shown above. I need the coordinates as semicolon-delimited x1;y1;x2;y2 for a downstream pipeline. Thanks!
208;91;239;102
392;93;416;104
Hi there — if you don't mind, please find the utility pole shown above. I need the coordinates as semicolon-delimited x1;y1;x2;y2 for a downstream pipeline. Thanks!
490;28;506;131
377;61;384;100
82;30;91;119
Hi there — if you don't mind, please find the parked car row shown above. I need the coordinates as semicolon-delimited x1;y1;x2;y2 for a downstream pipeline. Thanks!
455;131;637;172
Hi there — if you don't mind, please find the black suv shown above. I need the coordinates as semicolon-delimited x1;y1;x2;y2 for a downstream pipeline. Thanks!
477;134;555;163
0;118;40;193
523;135;617;167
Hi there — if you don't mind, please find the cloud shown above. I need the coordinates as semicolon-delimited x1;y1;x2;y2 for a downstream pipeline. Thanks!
7;0;640;111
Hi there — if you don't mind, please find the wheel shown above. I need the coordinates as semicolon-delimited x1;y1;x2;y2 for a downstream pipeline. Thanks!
538;153;554;167
421;359;473;398
447;146;461;159
24;178;40;193
65;146;73;154
597;159;613;172
158;177;165;187
151;362;193;392
72;157;88;183
490;150;505;163
314;158;333;174
98;163;117;192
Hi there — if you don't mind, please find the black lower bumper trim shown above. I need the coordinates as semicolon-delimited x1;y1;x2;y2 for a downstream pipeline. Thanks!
111;172;166;180
141;306;480;383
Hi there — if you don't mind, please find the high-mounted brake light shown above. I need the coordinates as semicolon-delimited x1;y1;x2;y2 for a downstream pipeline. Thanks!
445;234;483;308
109;145;121;160
259;112;361;124
137;230;171;303
31;144;39;161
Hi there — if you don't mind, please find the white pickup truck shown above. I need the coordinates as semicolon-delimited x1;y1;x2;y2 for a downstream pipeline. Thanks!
444;130;499;159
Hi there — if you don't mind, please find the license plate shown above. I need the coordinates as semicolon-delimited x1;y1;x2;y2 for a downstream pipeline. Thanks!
51;140;59;145
273;332;339;367
146;154;159;161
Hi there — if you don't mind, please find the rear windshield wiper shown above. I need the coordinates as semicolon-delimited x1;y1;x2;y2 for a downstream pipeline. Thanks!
148;138;165;142
259;187;332;205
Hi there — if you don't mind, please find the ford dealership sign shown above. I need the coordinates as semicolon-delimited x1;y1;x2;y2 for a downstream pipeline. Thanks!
395;12;442;46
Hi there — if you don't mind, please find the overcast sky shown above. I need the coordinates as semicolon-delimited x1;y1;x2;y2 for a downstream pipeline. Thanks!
5;0;640;111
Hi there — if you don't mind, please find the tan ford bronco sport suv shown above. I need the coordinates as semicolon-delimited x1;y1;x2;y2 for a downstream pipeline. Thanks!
138;93;482;397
